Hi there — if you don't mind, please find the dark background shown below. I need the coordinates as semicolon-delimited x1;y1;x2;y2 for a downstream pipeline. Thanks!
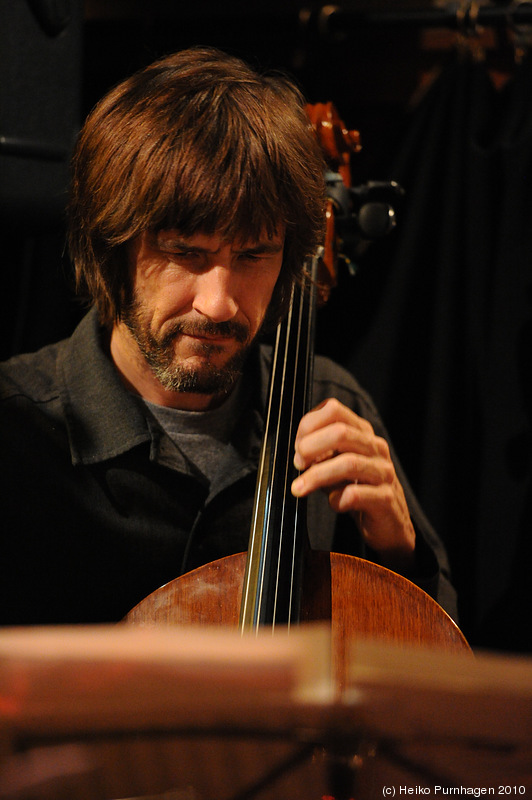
1;0;531;653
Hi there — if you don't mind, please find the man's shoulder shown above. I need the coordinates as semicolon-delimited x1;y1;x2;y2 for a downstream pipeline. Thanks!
312;353;374;410
256;343;372;413
0;340;65;403
0;311;99;404
313;353;362;391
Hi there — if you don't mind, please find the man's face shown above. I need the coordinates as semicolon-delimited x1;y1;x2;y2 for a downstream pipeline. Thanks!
112;228;284;407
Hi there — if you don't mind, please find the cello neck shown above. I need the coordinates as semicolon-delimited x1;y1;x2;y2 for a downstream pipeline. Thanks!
239;254;320;632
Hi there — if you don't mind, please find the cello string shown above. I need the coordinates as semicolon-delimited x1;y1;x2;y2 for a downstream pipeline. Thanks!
285;278;308;629
287;260;318;627
254;284;297;628
271;282;298;628
276;284;302;628
274;260;317;629
239;317;282;628
241;256;318;630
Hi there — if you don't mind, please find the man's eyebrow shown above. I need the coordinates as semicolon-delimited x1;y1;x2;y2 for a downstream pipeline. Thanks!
235;241;284;254
155;234;201;249
154;231;284;254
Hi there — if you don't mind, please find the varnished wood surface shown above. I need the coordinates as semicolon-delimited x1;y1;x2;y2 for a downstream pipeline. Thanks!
127;553;245;627
126;551;470;690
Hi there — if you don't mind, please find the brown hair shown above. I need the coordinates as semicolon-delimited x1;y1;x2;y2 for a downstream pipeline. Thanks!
68;46;326;328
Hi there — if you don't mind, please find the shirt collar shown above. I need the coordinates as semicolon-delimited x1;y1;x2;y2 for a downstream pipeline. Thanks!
58;308;153;465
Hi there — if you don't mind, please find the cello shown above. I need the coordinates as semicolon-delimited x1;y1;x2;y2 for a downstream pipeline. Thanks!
126;103;470;690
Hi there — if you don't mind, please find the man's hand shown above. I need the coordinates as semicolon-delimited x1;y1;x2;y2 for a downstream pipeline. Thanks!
291;398;416;572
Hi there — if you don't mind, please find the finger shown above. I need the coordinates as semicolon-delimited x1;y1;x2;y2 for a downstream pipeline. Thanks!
295;398;367;444
291;452;394;497
328;480;393;514
329;482;416;560
294;419;388;470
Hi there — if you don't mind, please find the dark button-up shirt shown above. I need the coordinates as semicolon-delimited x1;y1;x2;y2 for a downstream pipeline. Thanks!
0;309;457;624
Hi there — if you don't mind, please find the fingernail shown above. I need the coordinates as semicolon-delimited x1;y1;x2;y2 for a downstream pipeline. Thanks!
294;453;304;470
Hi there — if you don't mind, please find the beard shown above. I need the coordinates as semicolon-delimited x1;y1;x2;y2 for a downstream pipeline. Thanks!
121;298;254;396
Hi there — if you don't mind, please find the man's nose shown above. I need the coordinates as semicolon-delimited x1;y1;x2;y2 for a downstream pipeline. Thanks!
192;266;239;322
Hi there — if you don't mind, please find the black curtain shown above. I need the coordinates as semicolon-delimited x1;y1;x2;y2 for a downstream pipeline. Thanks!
320;49;532;652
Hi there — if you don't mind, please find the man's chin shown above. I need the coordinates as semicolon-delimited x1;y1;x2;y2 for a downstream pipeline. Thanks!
154;360;244;396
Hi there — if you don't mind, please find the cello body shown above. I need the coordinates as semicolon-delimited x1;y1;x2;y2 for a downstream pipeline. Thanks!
126;550;470;689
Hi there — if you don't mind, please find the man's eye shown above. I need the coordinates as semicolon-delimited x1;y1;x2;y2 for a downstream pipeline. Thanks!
162;246;199;258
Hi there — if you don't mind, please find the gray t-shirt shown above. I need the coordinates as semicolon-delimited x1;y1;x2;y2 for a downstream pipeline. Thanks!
143;381;246;486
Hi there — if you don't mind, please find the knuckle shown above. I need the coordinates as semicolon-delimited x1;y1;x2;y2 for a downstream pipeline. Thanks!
345;452;360;476
382;460;395;484
320;397;344;423
360;417;374;435
381;484;395;508
332;420;350;444
376;435;390;459
325;397;342;414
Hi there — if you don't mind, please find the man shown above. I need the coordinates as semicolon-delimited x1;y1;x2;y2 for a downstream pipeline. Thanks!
0;47;457;625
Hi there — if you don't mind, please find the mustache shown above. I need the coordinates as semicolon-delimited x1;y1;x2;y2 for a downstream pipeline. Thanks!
162;319;250;345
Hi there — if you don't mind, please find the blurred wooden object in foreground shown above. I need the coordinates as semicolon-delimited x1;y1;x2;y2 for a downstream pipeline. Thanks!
0;625;530;799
